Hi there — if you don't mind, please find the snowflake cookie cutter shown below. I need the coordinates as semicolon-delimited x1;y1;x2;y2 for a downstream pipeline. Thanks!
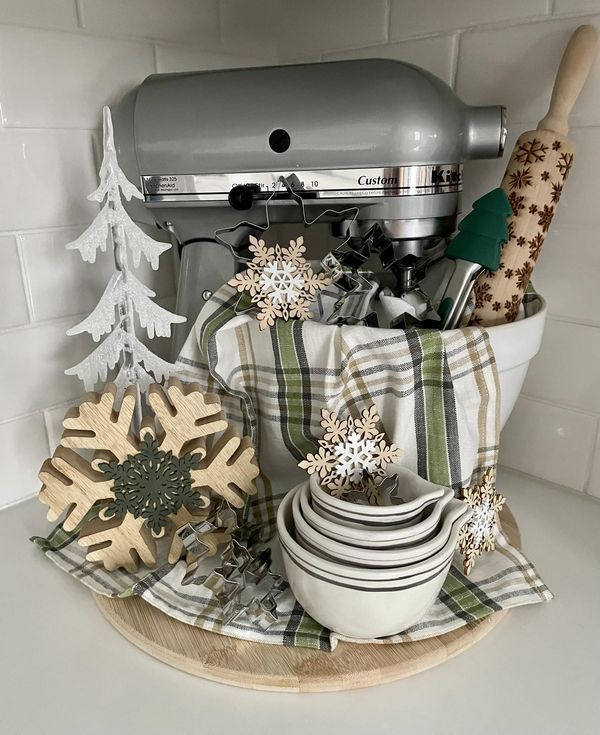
299;405;403;504
37;378;259;573
200;538;287;629
215;176;364;327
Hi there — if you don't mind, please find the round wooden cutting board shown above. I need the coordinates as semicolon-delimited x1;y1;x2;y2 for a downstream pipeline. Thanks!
94;506;519;692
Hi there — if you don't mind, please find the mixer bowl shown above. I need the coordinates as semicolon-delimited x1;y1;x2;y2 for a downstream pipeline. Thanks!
476;295;546;428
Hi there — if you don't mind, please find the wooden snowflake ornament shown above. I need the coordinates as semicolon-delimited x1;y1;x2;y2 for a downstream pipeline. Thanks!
38;378;259;573
299;405;403;504
458;467;506;574
228;235;331;329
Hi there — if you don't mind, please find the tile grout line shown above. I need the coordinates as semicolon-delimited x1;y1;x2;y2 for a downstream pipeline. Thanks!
518;392;600;419
42;407;59;453
497;464;600;500
449;31;461;89
0;397;83;427
281;9;600;61
0;19;272;59
216;0;224;46
544;313;600;330
581;416;600;494
0;310;87;336
14;232;35;324
383;0;392;43
0;489;39;513
152;42;159;74
74;0;85;29
0;7;596;60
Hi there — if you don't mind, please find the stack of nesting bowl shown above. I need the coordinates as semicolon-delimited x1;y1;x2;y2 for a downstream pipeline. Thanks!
277;466;472;639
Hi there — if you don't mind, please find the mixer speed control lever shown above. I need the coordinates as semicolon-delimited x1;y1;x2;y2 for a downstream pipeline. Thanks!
228;183;261;210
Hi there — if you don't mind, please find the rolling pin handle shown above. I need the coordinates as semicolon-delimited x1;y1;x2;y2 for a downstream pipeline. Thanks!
537;24;598;137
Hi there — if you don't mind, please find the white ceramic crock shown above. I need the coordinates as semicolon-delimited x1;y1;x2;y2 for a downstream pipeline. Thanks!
484;295;546;428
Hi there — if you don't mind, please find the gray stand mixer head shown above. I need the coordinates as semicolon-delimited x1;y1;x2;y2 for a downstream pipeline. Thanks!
113;59;506;354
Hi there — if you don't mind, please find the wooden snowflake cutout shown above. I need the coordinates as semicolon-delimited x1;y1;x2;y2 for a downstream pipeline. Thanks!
458;467;506;574
299;406;403;504
38;378;259;572
228;235;331;330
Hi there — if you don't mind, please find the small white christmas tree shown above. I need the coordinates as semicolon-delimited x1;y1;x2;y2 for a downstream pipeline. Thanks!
65;106;185;394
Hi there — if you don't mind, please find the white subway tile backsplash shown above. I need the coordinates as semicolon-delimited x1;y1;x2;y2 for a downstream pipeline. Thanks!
464;126;600;229
456;15;600;128
219;0;279;58
323;35;457;85
155;45;268;74
0;27;154;129
390;0;549;40
79;0;220;46
0;318;89;421
44;398;81;450
0;0;78;30
0;413;49;509
522;320;600;413
499;397;597;490
21;228;112;322
0;235;29;329
0;131;98;231
533;224;600;325
587;428;600;497
21;226;176;323
551;127;600;228
554;0;600;15
0;0;599;505
276;0;388;58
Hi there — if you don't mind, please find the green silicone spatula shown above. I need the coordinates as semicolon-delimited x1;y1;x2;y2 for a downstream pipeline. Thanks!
438;188;511;329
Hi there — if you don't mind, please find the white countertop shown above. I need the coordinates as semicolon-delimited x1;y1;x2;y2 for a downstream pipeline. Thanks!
1;468;599;735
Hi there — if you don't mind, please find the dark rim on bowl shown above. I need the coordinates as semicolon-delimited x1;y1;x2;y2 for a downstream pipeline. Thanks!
310;494;426;527
281;543;452;592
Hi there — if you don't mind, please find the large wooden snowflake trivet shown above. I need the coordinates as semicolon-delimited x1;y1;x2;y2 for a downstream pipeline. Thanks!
458;467;506;574
299;406;403;504
228;235;331;329
38;378;258;573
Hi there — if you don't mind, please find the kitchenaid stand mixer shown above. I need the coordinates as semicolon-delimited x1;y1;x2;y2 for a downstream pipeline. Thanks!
113;58;506;355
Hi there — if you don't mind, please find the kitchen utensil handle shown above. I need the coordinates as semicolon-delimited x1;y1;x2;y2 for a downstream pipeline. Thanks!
439;260;482;329
537;24;598;136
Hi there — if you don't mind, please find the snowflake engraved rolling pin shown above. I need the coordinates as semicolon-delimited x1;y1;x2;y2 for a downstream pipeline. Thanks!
38;379;259;572
471;25;598;325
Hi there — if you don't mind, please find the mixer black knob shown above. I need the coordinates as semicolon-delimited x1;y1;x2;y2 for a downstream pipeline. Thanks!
228;184;261;210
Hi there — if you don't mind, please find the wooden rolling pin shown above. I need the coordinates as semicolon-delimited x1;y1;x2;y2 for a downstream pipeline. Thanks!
471;25;598;326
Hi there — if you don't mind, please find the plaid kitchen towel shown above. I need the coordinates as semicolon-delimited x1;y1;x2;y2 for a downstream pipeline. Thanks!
33;284;551;650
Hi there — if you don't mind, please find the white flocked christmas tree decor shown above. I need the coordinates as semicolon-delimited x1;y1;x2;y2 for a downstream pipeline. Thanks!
65;106;185;394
